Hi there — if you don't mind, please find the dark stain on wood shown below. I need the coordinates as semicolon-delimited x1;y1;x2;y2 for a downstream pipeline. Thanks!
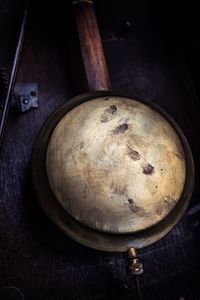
73;142;84;151
128;198;133;204
175;141;185;161
79;142;84;149
127;145;141;161
143;163;154;175
156;196;176;216
113;123;129;134
107;105;117;114
174;151;184;161
126;199;146;216
101;105;117;123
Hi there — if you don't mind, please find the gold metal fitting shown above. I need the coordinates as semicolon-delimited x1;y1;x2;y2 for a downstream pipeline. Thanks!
127;247;138;258
127;247;143;275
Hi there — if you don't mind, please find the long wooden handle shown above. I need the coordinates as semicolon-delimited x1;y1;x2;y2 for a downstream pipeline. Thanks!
73;0;112;91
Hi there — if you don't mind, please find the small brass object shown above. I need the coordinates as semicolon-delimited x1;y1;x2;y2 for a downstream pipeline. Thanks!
127;248;143;275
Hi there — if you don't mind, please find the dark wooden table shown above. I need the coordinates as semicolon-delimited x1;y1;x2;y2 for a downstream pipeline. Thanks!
0;0;200;299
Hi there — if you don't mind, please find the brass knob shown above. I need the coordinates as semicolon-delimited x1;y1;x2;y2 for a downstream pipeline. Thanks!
127;248;143;275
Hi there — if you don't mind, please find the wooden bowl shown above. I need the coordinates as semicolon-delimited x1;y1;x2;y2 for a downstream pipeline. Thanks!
32;91;194;252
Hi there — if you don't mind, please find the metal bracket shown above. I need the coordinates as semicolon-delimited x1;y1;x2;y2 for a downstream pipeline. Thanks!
12;83;38;113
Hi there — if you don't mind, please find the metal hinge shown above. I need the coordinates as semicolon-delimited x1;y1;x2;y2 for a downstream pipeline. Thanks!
12;83;38;113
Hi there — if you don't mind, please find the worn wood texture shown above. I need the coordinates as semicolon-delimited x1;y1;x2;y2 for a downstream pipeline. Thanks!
0;0;200;299
45;96;186;233
73;1;111;91
31;90;194;253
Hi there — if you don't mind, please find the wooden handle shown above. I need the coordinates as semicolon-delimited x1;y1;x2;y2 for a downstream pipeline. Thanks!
73;0;112;91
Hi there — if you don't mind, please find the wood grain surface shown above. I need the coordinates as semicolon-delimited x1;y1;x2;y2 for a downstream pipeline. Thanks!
0;0;200;299
31;91;194;252
73;1;111;91
46;96;186;233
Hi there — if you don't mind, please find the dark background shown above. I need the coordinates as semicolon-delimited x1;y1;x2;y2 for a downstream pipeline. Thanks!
0;0;200;299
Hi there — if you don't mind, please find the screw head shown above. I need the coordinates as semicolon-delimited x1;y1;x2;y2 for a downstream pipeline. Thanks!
30;91;36;97
23;98;29;105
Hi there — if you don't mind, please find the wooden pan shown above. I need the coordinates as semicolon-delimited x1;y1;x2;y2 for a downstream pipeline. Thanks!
32;0;194;261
